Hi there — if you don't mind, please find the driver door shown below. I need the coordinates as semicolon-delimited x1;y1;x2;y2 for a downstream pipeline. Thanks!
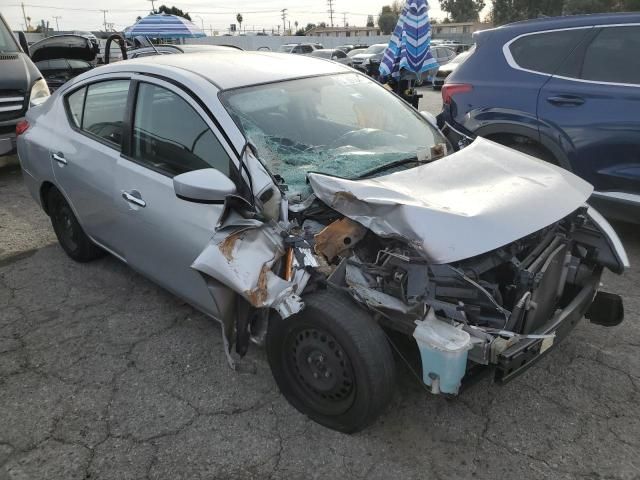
113;77;239;316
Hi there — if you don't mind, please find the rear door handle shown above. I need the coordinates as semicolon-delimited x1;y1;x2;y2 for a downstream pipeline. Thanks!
51;152;67;165
547;95;585;107
122;191;146;208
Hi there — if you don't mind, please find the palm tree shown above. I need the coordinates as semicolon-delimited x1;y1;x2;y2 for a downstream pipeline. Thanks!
236;13;243;33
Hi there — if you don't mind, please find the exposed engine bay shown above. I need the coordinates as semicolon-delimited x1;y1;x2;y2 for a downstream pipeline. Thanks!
191;138;627;394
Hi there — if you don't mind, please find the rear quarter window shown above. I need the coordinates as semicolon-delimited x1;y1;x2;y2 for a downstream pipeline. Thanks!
508;29;588;74
65;87;86;128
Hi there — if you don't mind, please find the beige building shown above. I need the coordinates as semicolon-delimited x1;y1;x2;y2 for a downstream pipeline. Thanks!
306;26;383;37
432;22;492;36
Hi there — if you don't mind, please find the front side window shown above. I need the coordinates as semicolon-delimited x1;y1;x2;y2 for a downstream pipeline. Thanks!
221;73;446;200
131;83;232;177
508;29;588;74
0;17;20;52
82;80;130;148
581;26;640;85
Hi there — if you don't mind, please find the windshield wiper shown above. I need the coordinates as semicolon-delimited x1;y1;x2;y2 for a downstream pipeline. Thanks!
355;156;425;179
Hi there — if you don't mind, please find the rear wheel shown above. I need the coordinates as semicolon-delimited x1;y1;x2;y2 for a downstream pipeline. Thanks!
266;289;396;433
48;188;105;262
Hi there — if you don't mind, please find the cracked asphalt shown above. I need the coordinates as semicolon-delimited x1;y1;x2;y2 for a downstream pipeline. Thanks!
1;91;639;478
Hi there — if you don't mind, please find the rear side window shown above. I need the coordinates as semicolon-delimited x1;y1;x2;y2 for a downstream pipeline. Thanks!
581;26;640;85
66;87;86;127
82;80;130;148
508;29;587;74
131;83;232;177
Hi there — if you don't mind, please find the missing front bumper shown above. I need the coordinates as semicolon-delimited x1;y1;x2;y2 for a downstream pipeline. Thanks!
494;272;618;383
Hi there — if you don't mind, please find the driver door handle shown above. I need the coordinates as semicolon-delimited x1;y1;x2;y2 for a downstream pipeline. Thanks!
51;152;67;165
122;191;146;208
547;95;585;107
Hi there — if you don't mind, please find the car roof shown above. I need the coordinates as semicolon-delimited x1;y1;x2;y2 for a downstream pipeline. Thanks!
99;51;350;90
482;12;640;39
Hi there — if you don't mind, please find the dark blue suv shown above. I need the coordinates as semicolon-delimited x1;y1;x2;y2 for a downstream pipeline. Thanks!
438;13;640;222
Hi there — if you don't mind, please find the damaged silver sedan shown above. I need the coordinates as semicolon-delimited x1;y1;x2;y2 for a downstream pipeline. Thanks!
17;51;629;433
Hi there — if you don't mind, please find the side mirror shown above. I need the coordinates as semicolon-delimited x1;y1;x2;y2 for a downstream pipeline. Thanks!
173;168;236;203
420;111;439;130
331;55;338;60
17;31;29;56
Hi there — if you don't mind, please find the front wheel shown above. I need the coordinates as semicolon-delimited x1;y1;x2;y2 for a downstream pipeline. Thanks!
266;289;396;433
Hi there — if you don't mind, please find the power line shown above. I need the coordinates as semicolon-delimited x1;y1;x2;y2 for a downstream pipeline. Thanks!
8;3;376;17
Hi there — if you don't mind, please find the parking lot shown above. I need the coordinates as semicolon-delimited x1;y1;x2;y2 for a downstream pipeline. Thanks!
1;89;639;480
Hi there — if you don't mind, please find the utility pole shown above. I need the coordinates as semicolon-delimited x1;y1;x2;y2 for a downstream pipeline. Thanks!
195;15;204;31
100;10;108;32
53;16;61;31
342;12;347;27
327;0;335;27
21;3;28;32
148;0;156;13
281;9;287;36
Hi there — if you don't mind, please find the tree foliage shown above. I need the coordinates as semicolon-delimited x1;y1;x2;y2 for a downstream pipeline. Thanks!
492;0;640;25
156;5;191;21
378;6;398;34
439;0;486;22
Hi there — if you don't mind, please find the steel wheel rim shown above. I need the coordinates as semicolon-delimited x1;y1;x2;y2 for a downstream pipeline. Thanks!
284;326;356;416
55;204;78;251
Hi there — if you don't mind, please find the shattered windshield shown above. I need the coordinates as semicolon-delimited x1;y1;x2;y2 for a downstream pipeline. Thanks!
221;73;446;201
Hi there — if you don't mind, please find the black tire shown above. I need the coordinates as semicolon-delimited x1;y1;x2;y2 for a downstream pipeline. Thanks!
47;188;105;262
267;289;396;433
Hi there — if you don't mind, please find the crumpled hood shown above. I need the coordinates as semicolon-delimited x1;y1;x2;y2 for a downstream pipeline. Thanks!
308;138;593;264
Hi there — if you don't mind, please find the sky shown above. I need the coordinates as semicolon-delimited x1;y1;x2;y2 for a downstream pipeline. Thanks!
3;0;492;34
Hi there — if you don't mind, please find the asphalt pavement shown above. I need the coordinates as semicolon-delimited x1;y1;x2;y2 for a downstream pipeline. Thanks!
1;90;639;479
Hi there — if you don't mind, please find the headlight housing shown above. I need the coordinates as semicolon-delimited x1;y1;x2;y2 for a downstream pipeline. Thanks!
29;78;50;106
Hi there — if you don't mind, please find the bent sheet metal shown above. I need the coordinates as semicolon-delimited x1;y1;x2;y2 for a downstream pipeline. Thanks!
308;138;593;264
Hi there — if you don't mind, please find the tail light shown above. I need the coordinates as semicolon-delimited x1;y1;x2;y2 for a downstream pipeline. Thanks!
442;84;472;105
16;120;30;136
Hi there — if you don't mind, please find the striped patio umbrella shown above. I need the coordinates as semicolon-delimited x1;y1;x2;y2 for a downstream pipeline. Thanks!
379;0;438;81
125;13;205;38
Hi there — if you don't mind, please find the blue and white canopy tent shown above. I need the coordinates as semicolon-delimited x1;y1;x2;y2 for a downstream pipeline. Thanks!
125;13;206;39
378;0;438;82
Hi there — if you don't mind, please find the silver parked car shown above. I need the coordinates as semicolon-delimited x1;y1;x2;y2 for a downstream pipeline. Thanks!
17;51;627;433
309;48;350;64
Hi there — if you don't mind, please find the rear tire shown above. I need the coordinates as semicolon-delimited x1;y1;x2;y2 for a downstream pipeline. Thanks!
47;188;105;262
266;289;396;433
